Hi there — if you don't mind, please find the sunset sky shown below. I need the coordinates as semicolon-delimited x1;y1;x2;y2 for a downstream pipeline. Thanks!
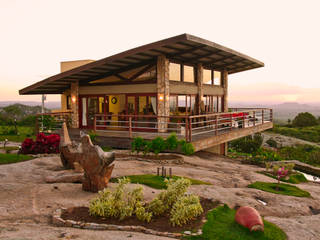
1;0;319;104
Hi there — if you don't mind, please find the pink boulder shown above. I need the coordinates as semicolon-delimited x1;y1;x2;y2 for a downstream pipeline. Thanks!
235;206;264;231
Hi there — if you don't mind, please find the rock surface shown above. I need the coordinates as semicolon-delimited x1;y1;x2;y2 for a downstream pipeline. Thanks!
0;150;319;239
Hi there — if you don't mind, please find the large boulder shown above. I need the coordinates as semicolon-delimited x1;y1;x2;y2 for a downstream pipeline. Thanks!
235;206;264;231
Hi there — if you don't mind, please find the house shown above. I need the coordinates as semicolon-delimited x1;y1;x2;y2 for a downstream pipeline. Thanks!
19;34;272;155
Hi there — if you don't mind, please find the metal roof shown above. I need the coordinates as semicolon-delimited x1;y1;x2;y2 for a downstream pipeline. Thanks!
19;33;264;95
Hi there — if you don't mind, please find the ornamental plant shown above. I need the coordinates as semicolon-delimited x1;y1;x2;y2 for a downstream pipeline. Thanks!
89;178;203;226
276;167;288;191
21;133;60;154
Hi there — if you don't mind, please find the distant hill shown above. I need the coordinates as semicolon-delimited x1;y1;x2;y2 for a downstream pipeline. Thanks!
230;101;320;124
0;103;50;120
0;101;60;109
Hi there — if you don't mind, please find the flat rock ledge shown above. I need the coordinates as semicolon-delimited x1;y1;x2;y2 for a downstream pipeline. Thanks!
52;208;200;238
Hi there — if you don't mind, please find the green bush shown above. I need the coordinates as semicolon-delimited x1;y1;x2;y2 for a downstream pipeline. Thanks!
181;142;195;155
151;137;166;155
90;177;203;226
266;138;278;148
89;178;151;221
229;133;263;154
170;195;203;227
292;112;318;127
131;137;146;155
165;133;179;150
88;130;97;142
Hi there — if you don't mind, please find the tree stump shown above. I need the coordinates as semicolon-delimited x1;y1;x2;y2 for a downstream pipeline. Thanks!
59;122;115;192
79;135;115;192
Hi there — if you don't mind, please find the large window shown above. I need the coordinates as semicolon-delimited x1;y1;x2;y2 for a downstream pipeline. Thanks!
169;62;195;83
183;65;194;83
203;69;212;85
169;63;181;81
214;71;221;85
202;95;223;113
202;69;221;86
170;94;196;115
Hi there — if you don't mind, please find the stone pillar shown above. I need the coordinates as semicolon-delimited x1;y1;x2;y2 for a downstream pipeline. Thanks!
70;81;79;128
222;70;228;155
196;64;203;114
156;55;170;132
222;70;228;113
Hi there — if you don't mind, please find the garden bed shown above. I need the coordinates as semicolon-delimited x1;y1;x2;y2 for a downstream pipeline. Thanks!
258;171;308;184
60;198;219;233
110;174;212;189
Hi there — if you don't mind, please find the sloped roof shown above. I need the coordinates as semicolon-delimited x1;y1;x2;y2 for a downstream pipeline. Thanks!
19;33;264;95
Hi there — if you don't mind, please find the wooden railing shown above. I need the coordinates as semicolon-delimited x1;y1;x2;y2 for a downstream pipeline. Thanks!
94;108;273;142
35;111;72;133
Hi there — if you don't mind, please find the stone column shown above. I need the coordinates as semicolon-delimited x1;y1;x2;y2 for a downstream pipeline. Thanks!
196;64;203;114
70;81;79;128
156;55;169;132
222;70;228;155
222;70;228;113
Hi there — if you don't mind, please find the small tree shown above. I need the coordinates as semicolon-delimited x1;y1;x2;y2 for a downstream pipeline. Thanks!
276;167;288;191
292;112;318;127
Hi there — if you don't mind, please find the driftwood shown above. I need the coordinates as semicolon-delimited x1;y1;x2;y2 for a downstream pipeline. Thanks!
59;122;115;192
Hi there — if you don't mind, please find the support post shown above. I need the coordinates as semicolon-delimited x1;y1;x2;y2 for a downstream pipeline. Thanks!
157;55;169;133
93;115;97;132
70;81;79;128
253;111;256;126
215;115;218;135
196;64;203;114
129;117;132;138
262;110;264;124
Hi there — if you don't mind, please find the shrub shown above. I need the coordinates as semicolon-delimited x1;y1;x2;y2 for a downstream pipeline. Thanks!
89;177;202;226
89;178;149;221
151;137;166;155
170;194;203;226
266;138;278;148
229;133;263;154
20;133;60;154
131;137;146;155
292;112;318;127
165;133;179;150
181;142;195;155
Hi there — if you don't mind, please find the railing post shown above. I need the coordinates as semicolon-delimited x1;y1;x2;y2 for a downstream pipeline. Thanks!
253;111;256;126
215;115;218;135
262;110;264;124
185;117;189;142
129;116;132;138
189;117;192;142
93;115;97;132
230;113;233;131
270;109;273;122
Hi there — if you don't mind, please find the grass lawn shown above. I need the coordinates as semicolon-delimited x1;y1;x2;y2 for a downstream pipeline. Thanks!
0;126;35;142
0;153;34;165
258;171;308;184
0;146;19;151
248;181;310;197
186;204;287;240
110;174;212;189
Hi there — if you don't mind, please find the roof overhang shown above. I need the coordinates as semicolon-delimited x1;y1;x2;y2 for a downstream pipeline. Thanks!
19;33;264;95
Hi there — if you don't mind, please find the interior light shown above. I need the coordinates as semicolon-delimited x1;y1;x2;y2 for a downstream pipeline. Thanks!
158;94;164;101
71;96;77;103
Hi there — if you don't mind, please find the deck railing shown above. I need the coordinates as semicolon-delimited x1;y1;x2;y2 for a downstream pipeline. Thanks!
35;111;72;133
94;108;272;142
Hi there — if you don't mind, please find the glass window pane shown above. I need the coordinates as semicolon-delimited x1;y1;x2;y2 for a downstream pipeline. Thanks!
98;97;104;114
138;96;147;114
127;96;135;114
203;69;212;84
184;65;194;83
214;71;221;85
178;95;186;113
191;96;195;114
170;96;177;113
169;63;181;81
213;96;218;113
218;96;223;112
